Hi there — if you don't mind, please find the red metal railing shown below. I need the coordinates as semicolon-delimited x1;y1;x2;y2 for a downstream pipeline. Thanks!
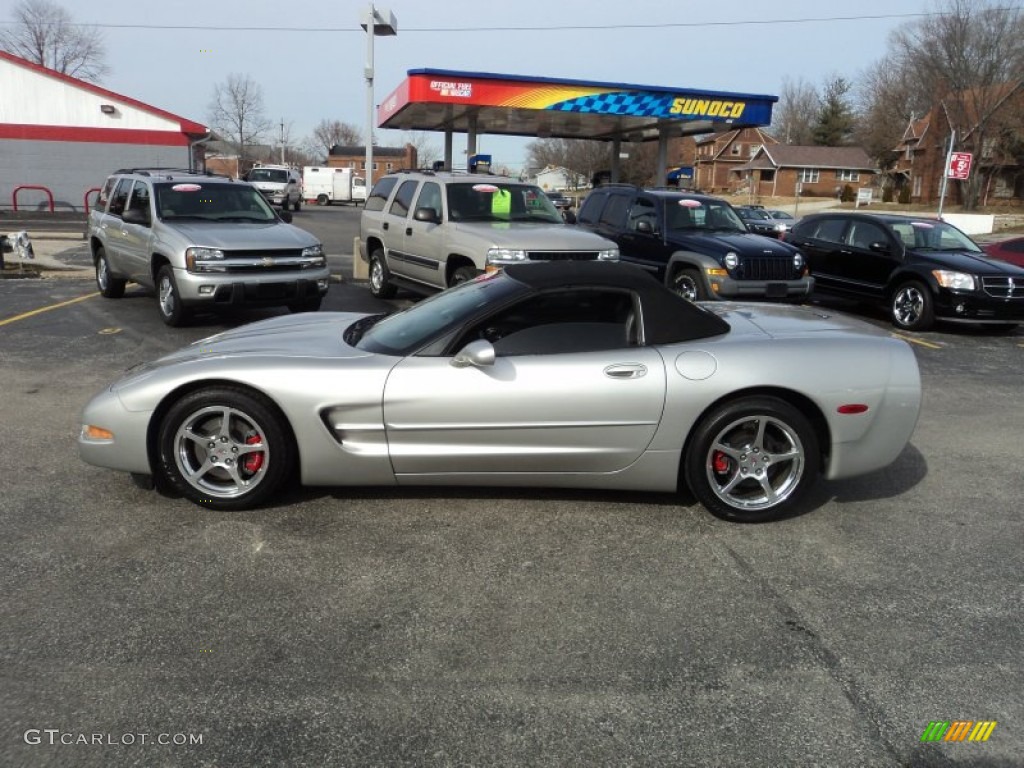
12;185;55;213
83;187;102;215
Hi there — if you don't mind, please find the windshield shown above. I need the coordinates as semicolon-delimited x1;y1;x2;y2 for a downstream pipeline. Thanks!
155;182;277;222
889;219;983;252
354;272;528;356
447;182;563;223
247;168;289;183
664;198;746;234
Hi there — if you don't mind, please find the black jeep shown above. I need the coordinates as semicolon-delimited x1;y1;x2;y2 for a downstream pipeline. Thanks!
576;186;813;301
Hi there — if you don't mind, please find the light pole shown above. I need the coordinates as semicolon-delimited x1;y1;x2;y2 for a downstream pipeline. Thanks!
361;4;397;191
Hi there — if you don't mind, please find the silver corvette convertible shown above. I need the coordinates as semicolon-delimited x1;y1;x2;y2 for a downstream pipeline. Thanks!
79;262;921;522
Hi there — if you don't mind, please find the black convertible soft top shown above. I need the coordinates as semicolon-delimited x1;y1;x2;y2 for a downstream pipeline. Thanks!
503;261;731;344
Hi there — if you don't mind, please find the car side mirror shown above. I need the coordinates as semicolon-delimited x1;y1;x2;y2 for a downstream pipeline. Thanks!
451;339;495;368
279;210;293;223
414;206;440;223
636;219;653;234
122;208;150;226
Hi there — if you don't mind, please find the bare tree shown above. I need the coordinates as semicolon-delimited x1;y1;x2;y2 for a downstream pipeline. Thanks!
0;0;106;81
890;0;1024;207
526;138;608;187
400;131;440;168
771;77;819;145
208;74;273;173
855;61;920;171
303;119;363;161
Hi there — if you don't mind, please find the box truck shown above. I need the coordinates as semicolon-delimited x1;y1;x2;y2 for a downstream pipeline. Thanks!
302;166;367;206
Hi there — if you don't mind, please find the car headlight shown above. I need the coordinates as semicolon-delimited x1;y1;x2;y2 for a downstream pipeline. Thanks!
598;248;619;261
486;248;528;265
723;252;739;270
932;269;976;290
185;246;225;272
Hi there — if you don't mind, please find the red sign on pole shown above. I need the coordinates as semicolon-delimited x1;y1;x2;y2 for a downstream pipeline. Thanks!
948;152;973;180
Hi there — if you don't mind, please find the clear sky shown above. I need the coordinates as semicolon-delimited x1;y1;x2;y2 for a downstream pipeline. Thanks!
1;0;944;171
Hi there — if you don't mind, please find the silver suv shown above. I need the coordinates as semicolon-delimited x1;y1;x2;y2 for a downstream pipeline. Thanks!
359;170;619;297
88;168;329;326
244;164;303;211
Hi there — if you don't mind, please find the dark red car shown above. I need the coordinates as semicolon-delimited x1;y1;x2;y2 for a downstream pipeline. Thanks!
982;236;1024;268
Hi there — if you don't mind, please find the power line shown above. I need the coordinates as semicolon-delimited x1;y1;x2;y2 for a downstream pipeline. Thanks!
1;9;1020;34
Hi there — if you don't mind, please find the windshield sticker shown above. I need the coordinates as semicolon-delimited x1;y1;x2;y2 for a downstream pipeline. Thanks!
472;184;499;193
171;183;202;192
911;221;934;228
678;199;703;208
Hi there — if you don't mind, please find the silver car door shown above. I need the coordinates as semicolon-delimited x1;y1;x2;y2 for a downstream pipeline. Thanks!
383;346;666;476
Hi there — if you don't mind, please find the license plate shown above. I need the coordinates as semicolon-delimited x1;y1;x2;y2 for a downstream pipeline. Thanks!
765;282;787;298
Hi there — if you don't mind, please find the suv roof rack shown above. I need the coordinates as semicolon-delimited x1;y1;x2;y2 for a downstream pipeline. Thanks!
112;168;234;181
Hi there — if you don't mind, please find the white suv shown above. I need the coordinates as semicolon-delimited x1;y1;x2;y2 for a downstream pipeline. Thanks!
88;168;328;326
244;164;302;211
359;170;619;298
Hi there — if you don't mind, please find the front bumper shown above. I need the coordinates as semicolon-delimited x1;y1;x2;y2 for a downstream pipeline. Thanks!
175;266;331;307
78;388;153;475
713;276;814;300
934;288;1024;323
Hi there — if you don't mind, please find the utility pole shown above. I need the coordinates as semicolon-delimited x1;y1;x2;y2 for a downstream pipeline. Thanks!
280;119;286;165
937;130;955;220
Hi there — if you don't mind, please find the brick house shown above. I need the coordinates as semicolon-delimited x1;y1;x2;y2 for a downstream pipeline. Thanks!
691;128;778;193
891;82;1024;207
327;143;418;175
732;145;877;199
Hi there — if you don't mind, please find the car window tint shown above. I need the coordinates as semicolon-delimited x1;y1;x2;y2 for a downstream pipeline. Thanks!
96;177;117;211
108;178;132;217
126;181;151;214
598;195;629;228
461;289;637;355
389;180;418;218
415;182;442;216
846;221;887;250
365;177;397;211
627;197;657;232
810;218;847;243
577;193;606;225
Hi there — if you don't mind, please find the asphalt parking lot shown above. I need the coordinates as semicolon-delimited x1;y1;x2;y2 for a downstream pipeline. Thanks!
1;215;1022;767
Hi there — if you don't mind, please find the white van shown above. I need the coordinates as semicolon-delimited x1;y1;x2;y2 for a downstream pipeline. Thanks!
244;164;302;211
302;166;367;206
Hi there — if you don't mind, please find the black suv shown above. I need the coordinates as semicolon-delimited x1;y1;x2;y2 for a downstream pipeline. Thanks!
576;186;811;301
788;212;1024;331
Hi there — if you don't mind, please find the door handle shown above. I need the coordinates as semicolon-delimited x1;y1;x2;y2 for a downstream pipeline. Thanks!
405;227;412;236
604;363;647;379
382;222;389;230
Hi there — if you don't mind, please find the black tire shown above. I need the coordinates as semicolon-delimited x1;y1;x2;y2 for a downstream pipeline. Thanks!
670;267;708;301
95;246;126;298
684;396;820;523
280;198;289;212
368;248;397;298
450;265;480;287
288;295;322;313
157;386;295;510
890;280;935;331
317;194;330;206
156;264;189;327
292;196;301;211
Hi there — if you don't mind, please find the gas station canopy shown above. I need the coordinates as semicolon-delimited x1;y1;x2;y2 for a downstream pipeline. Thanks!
377;69;777;182
379;69;775;142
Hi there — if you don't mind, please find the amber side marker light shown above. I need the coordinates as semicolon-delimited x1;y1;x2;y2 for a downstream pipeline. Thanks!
82;425;114;440
837;404;869;414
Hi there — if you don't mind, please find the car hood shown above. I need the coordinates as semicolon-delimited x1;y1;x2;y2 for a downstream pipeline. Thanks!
164;221;318;249
451;221;617;250
670;231;799;257
907;249;1024;274
706;301;887;339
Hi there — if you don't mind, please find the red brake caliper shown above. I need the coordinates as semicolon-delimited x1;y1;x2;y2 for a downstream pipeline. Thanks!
243;434;264;474
713;450;730;475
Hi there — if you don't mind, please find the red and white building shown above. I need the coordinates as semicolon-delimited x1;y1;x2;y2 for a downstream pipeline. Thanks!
0;50;208;213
